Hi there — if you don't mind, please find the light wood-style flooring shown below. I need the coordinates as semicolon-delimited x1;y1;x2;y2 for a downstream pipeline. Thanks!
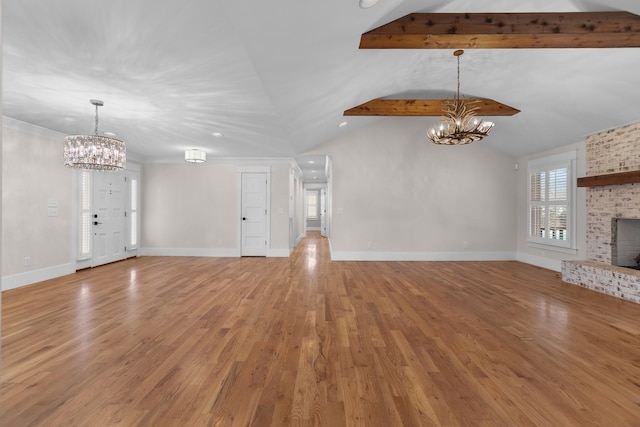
2;232;640;426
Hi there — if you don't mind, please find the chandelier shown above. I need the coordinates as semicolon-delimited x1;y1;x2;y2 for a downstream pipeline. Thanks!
63;99;126;171
427;50;494;145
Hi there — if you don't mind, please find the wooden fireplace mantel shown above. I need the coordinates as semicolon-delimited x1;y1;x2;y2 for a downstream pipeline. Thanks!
577;170;640;187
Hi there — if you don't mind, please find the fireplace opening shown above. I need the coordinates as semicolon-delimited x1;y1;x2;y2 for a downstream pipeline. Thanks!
611;218;640;270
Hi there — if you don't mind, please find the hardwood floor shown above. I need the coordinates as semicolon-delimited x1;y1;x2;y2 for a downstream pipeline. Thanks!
2;232;640;426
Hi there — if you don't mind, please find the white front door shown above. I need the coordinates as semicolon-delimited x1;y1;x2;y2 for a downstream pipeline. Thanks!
241;172;268;256
92;171;126;267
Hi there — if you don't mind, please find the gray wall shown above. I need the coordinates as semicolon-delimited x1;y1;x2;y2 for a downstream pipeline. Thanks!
1;114;589;291
2;118;74;290
312;117;518;260
141;162;292;256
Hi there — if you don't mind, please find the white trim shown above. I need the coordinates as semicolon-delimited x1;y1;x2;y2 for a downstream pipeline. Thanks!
76;259;91;270
307;227;321;231
138;248;291;258
330;251;516;262
3;115;65;138
2;263;75;292
267;248;291;257
238;166;273;173
516;252;562;272
526;242;577;255
139;248;240;257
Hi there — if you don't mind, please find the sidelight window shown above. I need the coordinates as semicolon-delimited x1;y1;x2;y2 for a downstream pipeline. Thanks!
79;171;91;260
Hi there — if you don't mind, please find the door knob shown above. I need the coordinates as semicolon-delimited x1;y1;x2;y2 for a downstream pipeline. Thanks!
242;217;247;221
94;221;103;226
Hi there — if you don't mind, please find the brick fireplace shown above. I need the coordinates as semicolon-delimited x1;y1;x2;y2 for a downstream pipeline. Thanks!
561;121;640;304
612;218;640;269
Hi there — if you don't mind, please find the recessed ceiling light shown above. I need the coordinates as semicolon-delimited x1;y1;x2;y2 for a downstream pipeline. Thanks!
359;0;379;8
308;160;315;164
212;132;224;137
338;121;348;128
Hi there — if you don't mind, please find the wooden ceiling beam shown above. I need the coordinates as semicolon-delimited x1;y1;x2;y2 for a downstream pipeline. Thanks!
344;98;520;117
359;12;640;49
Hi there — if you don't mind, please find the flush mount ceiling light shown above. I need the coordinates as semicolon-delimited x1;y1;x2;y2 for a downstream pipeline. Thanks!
359;0;379;8
427;50;494;145
185;149;206;163
63;99;126;171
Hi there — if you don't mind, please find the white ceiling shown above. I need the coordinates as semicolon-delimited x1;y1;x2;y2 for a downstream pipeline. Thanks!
3;0;640;168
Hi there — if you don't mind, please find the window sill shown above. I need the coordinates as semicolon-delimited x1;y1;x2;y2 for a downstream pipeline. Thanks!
527;242;578;255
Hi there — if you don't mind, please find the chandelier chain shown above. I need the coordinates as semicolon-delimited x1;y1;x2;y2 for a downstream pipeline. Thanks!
94;103;99;136
456;54;460;102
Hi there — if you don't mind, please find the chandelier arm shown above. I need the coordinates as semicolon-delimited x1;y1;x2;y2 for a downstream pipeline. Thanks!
427;50;495;145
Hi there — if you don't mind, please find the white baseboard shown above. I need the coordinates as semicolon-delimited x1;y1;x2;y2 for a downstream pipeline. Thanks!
139;247;241;257
306;227;321;231
0;250;559;293
139;247;291;258
267;248;291;257
516;252;562;272
330;251;516;262
2;263;75;292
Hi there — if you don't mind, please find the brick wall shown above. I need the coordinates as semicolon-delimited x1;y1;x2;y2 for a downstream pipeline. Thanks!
586;122;640;263
562;121;640;304
586;122;640;175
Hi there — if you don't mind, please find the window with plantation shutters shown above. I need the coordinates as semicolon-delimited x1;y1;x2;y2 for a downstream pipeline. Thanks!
527;151;577;253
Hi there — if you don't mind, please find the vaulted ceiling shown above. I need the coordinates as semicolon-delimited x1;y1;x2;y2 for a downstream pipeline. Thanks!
3;0;640;164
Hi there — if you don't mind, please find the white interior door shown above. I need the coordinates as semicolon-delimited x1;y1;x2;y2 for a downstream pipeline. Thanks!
241;172;268;256
92;171;126;267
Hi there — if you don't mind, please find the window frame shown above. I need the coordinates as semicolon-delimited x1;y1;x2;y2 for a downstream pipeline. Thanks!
306;190;319;220
527;150;577;254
